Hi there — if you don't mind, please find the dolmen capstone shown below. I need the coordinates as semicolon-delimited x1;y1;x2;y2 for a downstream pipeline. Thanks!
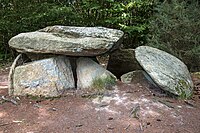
134;46;193;99
8;26;124;97
9;26;124;56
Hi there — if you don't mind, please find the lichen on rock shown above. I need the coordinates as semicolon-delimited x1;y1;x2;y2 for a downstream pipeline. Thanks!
174;79;193;99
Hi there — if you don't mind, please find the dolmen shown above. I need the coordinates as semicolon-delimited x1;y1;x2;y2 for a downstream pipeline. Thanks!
8;26;124;97
9;25;193;99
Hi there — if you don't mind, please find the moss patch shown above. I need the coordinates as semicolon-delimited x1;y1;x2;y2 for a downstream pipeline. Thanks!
175;79;193;99
92;76;116;91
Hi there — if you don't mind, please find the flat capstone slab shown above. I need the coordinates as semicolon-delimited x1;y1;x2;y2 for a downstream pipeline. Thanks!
9;26;124;56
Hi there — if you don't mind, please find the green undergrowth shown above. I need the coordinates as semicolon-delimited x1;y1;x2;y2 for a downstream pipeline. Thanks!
174;79;193;99
147;0;200;71
92;76;116;91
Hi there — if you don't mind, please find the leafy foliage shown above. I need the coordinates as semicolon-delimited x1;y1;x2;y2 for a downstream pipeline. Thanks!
0;0;155;61
1;0;199;71
0;0;76;60
92;76;116;91
73;0;154;48
147;0;200;71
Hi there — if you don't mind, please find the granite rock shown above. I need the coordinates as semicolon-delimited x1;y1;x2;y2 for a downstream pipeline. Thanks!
76;57;117;90
9;26;124;56
13;56;75;97
135;46;193;98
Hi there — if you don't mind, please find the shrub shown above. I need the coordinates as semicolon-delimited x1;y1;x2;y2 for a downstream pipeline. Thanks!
147;0;200;71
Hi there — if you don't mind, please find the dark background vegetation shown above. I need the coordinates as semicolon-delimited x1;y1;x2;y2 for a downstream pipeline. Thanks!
0;0;199;71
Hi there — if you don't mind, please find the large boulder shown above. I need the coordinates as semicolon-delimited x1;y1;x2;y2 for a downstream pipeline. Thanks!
9;26;124;56
107;49;141;78
13;56;75;97
76;57;117;90
135;46;193;98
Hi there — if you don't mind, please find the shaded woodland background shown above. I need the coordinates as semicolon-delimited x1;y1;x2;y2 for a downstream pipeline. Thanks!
0;0;199;71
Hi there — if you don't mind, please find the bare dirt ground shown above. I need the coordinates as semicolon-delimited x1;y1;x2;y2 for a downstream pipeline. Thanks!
0;68;200;133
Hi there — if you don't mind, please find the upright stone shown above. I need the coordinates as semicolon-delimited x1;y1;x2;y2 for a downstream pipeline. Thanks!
107;49;141;78
135;46;193;98
77;57;117;90
9;26;124;56
13;56;75;97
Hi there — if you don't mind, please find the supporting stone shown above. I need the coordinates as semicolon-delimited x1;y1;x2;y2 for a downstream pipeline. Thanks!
76;57;117;90
13;56;75;97
107;49;142;78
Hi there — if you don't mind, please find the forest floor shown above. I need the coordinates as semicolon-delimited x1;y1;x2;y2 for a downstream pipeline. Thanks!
0;66;200;133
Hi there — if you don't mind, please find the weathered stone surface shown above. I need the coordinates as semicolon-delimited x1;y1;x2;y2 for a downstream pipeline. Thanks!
13;56;75;97
77;57;117;90
135;46;193;98
107;49;142;78
9;26;124;56
121;70;160;88
121;70;145;84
